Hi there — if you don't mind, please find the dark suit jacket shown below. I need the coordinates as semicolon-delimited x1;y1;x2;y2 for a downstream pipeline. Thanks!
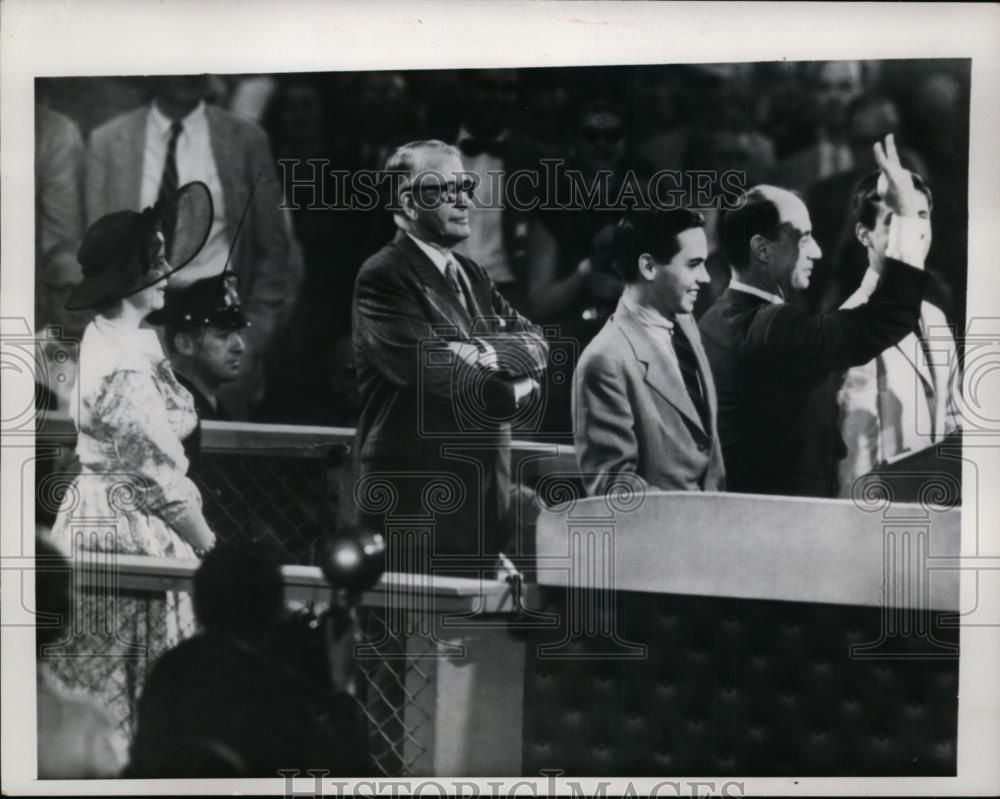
697;259;927;496
127;634;370;777
573;300;725;496
352;232;549;561
85;103;293;348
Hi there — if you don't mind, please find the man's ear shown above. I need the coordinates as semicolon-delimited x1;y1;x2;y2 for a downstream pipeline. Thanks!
749;233;770;263
637;253;656;281
174;330;198;358
854;222;871;249
400;189;419;222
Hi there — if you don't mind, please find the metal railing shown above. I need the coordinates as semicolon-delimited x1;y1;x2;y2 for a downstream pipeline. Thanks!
36;415;556;777
41;552;517;777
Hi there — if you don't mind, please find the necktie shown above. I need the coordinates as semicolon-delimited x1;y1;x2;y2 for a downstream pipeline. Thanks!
157;120;184;260
671;323;709;431
445;258;471;314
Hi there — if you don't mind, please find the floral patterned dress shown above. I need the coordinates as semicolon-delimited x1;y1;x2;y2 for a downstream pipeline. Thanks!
49;315;206;741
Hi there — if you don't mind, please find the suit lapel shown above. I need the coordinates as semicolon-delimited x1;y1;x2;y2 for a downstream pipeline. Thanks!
614;303;705;434
393;233;472;335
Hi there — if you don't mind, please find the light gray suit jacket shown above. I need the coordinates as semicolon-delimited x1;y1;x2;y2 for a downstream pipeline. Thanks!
84;103;294;348
573;299;726;496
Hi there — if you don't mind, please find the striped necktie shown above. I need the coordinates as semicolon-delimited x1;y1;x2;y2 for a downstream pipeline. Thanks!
671;323;709;431
157;120;184;260
445;258;471;314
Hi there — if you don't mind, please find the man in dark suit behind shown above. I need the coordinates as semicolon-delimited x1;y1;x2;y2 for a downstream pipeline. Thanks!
573;208;725;496
698;134;930;496
352;140;548;573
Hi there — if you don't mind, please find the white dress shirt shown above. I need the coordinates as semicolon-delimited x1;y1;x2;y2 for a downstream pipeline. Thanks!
727;278;784;305
405;233;475;296
836;217;958;495
405;232;540;399
141;101;229;285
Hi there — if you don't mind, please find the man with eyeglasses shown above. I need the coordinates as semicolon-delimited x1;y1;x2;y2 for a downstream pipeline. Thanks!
352;140;549;573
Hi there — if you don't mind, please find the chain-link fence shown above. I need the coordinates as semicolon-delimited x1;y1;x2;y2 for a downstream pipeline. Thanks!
41;567;438;777
37;418;437;777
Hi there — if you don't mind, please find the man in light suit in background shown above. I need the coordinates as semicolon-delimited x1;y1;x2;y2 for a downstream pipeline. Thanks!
84;75;297;418
573;208;725;496
836;170;961;495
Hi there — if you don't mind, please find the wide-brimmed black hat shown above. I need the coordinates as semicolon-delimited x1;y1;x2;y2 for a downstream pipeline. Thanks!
64;182;213;311
147;274;249;330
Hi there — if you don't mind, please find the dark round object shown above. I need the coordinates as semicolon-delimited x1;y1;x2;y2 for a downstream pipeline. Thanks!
319;529;386;593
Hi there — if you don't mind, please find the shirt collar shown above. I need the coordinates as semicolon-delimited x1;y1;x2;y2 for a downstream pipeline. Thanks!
839;267;880;310
406;232;452;275
728;278;785;305
149;99;207;139
858;266;880;297
620;296;675;333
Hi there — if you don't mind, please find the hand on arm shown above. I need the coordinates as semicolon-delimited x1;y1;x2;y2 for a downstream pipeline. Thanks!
355;265;534;416
99;369;216;553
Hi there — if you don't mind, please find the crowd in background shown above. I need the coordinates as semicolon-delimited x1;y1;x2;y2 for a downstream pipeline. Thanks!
36;59;971;430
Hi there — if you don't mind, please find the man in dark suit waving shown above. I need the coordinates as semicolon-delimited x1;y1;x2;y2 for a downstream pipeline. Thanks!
698;134;931;496
352;140;548;572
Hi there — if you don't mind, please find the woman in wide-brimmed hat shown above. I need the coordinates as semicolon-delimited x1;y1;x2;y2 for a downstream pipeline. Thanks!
45;182;218;743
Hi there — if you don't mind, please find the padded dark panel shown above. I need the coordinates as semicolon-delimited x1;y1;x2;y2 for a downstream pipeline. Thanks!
523;589;958;776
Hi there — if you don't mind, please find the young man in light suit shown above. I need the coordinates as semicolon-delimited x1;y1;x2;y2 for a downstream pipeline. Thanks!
572;208;725;496
836;171;961;494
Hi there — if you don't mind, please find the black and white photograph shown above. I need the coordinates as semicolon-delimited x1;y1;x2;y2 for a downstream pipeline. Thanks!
2;2;999;796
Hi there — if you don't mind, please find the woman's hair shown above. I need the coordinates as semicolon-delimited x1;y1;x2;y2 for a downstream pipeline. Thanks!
93;223;165;317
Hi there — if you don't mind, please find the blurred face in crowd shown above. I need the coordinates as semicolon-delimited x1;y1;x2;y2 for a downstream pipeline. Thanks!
358;73;408;138
463;70;518;138
153;75;209;115
815;61;863;130
575;106;626;174
857;191;932;269
402;149;473;249
642;227;710;317
848;98;900;161
176;326;246;388
759;190;822;292
278;84;325;146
